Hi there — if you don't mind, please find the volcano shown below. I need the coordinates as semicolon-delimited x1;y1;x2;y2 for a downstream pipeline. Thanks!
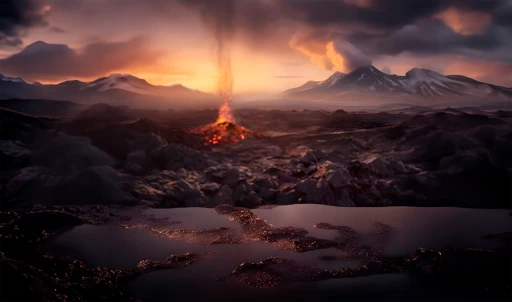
192;121;262;145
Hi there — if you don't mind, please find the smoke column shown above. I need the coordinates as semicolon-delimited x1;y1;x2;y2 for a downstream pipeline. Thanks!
209;1;236;123
182;0;236;123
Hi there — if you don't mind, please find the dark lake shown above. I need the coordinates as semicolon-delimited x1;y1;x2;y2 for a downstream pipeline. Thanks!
43;205;511;301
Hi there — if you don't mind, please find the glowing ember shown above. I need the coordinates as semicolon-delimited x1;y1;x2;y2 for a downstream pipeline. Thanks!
192;121;262;146
216;95;236;124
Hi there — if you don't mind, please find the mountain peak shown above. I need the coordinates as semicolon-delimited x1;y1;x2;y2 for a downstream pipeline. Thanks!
107;73;134;78
351;65;379;73
406;68;443;79
0;73;26;84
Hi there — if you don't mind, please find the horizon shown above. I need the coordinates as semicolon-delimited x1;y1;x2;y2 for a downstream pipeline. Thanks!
2;61;511;97
1;0;511;96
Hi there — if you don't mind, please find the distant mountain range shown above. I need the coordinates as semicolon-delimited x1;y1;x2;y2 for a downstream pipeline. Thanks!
281;65;512;103
0;73;218;110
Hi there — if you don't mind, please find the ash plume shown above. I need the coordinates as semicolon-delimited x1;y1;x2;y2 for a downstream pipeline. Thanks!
182;0;236;123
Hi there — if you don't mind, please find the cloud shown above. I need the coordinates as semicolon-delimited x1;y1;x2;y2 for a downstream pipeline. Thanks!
435;7;492;35
0;38;163;82
381;66;391;74
49;26;67;34
290;29;371;73
326;40;372;72
176;0;511;76
3;0;511;86
0;0;51;48
349;18;511;60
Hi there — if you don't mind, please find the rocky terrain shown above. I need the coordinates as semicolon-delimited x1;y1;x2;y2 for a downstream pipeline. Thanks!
1;100;511;210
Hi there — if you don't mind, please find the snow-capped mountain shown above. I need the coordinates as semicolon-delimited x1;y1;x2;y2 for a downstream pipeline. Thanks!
0;73;26;84
282;65;512;102
0;73;218;110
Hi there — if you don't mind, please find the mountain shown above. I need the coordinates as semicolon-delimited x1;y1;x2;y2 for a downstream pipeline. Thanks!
0;73;219;110
281;65;512;103
0;73;26;84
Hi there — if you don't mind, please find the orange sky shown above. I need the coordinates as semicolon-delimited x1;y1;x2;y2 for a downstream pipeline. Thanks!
1;0;511;95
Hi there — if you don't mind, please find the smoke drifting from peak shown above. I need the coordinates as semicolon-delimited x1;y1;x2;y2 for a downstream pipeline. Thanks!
290;29;372;73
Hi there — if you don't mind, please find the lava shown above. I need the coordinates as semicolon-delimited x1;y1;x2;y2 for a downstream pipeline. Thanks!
216;95;236;124
193;120;262;145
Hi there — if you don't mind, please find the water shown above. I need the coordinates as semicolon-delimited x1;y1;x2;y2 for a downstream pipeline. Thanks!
253;205;511;256
43;205;511;301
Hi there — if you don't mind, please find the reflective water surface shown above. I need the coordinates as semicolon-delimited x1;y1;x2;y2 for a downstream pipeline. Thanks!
44;205;511;301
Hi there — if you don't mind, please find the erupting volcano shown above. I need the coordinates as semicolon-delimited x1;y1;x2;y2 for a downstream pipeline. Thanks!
193;119;262;145
190;2;261;146
193;94;262;145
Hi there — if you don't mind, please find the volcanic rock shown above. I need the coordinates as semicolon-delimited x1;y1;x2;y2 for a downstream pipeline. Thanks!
210;185;234;206
155;143;209;171
124;150;154;174
31;135;115;175
167;179;206;207
53;166;137;206
0;140;31;169
201;182;221;195
324;169;351;188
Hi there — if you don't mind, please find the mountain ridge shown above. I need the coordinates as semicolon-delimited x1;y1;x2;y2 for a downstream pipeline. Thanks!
0;73;218;110
281;65;512;102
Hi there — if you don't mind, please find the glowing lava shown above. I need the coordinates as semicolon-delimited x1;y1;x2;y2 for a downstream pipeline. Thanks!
216;95;236;124
193;121;262;146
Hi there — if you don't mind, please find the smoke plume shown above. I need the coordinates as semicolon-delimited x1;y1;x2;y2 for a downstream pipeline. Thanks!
182;0;236;123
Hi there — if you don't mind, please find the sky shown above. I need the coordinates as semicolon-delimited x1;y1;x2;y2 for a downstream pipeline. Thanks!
1;0;511;96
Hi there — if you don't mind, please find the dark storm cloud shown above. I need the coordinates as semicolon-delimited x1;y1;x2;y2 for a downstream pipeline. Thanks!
0;38;161;81
0;0;50;48
177;0;512;72
348;19;509;57
273;0;507;30
178;0;282;44
3;0;510;80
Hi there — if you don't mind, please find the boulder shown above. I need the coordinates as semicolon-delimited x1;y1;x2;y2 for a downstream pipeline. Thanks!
366;157;390;177
295;178;317;196
201;182;221;195
253;176;278;191
258;187;278;201
52;166;137;205
156;144;209;171
245;191;263;207
296;178;333;204
277;172;298;184
129;133;167;153
5;166;50;203
210;185;234;207
168;179;206;207
324;169;351;188
233;181;251;205
0;140;31;169
209;166;240;187
300;150;326;166
388;158;409;174
276;185;299;205
30;135;115;175
124;151;153;174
